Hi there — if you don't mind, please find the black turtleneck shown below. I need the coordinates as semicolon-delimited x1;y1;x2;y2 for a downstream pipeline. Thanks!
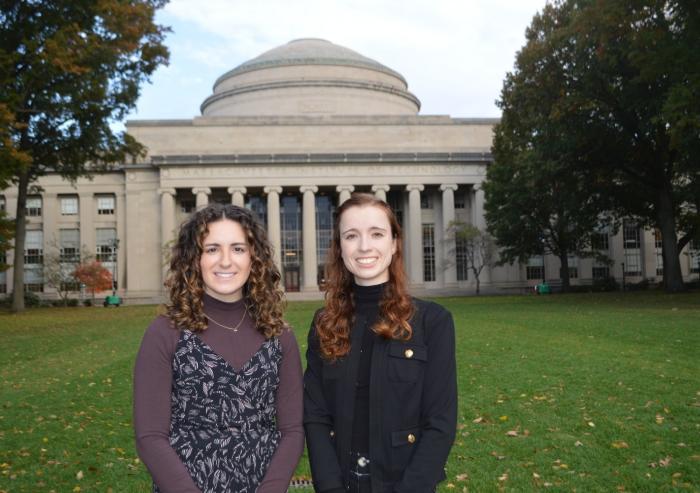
351;282;386;454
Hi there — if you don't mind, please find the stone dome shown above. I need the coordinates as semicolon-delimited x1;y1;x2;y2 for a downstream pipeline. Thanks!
200;38;421;117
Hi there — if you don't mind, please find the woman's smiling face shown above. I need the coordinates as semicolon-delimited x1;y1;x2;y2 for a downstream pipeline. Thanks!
199;219;252;302
339;204;397;286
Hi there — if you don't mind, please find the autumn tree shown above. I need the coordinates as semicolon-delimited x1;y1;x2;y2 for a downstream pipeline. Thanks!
492;0;700;292
447;221;495;295
0;1;169;311
485;1;612;291
565;0;700;292
43;239;91;305
73;261;112;301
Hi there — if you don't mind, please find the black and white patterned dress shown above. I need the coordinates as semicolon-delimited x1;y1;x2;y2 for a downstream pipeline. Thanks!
154;330;283;493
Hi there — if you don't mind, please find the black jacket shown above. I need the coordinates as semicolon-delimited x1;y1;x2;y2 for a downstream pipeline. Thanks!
303;298;457;493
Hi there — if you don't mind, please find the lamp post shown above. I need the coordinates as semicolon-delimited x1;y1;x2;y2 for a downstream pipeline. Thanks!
111;238;120;296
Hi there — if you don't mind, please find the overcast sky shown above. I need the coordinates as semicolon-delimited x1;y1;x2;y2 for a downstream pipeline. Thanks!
128;0;549;122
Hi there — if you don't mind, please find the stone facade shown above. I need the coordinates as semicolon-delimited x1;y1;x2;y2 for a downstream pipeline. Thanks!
1;39;698;301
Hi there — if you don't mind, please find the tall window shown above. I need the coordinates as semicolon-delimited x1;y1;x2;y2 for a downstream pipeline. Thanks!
526;256;544;280
96;228;117;262
623;221;642;276
60;196;79;215
454;191;465;209
0;195;6;212
455;236;468;281
26;196;42;217
59;229;80;262
420;192;433;209
97;195;115;215
592;266;610;279
96;228;117;289
690;240;700;274
280;195;301;292
422;224;435;282
59;229;81;291
180;197;195;214
24;230;43;292
245;194;267;229
315;194;333;285
387;191;403;228
654;229;663;276
591;232;609;251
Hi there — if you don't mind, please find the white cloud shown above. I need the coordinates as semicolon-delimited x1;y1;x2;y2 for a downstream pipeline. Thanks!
132;0;548;119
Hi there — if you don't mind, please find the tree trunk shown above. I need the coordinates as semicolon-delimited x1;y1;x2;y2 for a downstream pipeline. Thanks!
658;188;685;292
11;170;29;312
558;251;571;292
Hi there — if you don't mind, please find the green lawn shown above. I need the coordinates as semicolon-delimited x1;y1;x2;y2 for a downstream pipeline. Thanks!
1;292;699;492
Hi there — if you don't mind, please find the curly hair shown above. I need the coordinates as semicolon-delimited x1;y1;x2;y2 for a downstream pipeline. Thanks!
164;203;286;339
316;193;414;360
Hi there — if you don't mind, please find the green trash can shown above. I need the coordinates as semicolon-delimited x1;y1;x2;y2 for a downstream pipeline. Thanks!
103;295;122;307
535;283;551;295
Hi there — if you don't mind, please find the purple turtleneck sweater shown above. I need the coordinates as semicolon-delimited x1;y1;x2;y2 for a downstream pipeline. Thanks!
133;294;304;493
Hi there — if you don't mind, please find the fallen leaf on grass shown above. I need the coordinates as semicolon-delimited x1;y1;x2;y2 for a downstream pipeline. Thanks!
649;456;672;468
456;473;468;481
506;430;519;437
498;473;508;482
76;470;83;480
611;441;629;449
472;417;485;424
574;441;583;447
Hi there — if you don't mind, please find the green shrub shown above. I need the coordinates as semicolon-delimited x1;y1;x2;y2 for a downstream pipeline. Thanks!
23;291;42;307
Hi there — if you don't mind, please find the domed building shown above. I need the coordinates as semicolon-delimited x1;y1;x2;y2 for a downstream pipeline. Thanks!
2;39;690;300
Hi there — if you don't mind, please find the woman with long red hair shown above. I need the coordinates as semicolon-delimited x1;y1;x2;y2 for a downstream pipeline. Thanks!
304;193;457;493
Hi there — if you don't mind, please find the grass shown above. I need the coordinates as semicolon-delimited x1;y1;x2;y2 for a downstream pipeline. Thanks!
0;292;698;492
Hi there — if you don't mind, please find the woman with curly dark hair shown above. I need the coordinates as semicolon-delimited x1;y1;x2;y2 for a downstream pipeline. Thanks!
134;203;303;493
304;193;457;493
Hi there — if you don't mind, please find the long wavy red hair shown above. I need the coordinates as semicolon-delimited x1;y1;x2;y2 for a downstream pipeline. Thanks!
316;193;414;360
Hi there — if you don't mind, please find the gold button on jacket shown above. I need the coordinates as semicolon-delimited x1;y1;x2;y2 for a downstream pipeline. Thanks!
407;433;416;444
404;349;414;358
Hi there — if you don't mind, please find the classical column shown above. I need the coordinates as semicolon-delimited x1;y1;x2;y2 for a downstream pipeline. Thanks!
159;188;177;285
228;186;246;207
473;186;486;229
300;185;319;291
264;186;282;271
372;184;390;202
441;184;459;286
406;184;424;285
336;185;354;206
192;187;211;210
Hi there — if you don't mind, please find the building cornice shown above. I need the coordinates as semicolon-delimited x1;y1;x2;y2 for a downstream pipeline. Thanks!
127;115;500;127
148;151;492;167
200;79;421;114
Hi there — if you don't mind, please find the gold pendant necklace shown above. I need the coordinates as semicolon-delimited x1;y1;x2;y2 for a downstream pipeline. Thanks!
204;305;248;332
